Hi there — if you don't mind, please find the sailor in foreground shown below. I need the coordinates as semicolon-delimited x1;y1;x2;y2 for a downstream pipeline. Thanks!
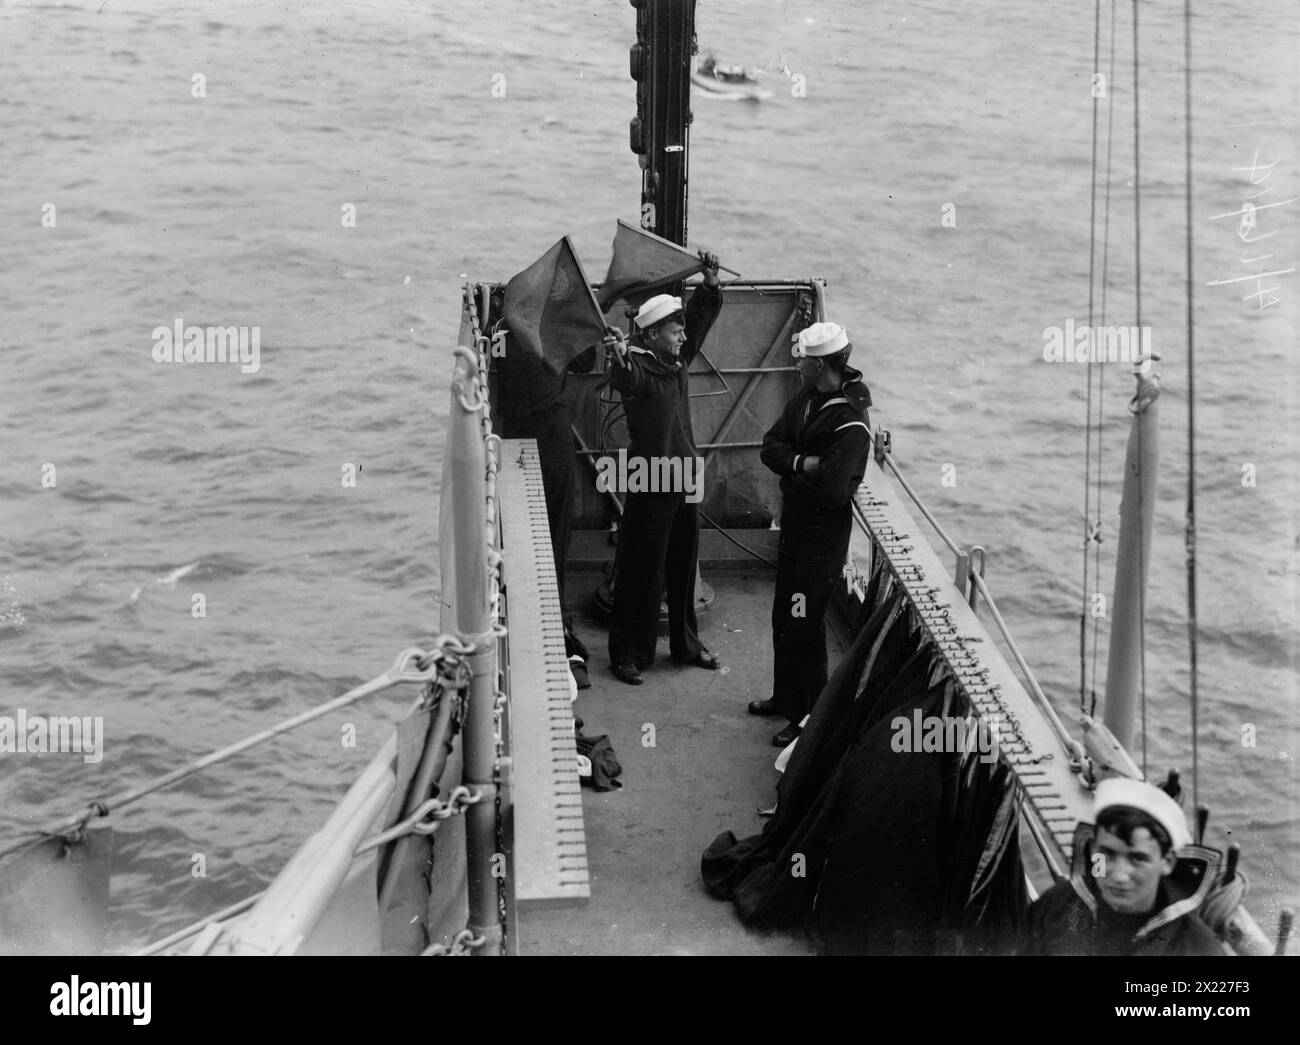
752;322;871;746
602;253;723;685
1019;778;1224;956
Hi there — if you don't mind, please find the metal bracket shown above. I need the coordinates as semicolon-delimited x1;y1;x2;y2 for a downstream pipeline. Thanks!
873;426;893;465
967;545;986;611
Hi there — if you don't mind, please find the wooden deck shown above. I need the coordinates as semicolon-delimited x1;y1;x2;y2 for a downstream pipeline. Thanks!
515;569;818;956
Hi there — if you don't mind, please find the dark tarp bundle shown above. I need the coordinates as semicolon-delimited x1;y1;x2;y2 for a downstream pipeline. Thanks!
598;219;706;309
575;718;623;791
702;558;1027;955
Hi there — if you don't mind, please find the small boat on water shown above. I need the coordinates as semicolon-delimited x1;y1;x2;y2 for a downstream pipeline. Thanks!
0;0;1290;959
691;53;773;101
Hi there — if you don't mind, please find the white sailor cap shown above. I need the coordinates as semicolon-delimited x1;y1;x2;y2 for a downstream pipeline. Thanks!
633;294;684;330
1094;777;1193;851
792;321;850;358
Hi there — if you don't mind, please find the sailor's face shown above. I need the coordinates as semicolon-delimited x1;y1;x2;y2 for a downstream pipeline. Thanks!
649;319;686;356
1092;827;1175;915
795;354;821;385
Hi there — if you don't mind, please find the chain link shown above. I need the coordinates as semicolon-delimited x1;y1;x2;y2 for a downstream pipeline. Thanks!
355;786;483;855
422;928;488;956
465;283;509;953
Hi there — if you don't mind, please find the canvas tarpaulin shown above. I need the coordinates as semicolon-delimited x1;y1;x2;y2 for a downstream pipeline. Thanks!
702;556;1027;955
374;695;467;955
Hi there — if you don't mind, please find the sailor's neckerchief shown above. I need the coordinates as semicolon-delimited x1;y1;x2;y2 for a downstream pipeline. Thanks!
1064;821;1222;939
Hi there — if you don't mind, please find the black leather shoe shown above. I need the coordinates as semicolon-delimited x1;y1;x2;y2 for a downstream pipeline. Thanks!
611;661;643;686
683;649;720;670
771;722;802;747
747;698;782;717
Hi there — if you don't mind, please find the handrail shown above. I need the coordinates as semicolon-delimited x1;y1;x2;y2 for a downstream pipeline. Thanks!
871;446;1080;761
1018;796;1068;882
968;570;1080;759
878;450;962;558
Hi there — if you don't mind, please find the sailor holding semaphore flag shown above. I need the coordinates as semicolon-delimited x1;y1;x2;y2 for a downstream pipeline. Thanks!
601;252;724;686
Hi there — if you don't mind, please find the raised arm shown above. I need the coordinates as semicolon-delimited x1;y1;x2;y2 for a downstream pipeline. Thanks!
604;328;648;397
680;252;722;366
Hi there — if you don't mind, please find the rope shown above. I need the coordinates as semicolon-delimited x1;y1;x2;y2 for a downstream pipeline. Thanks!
1081;0;1103;714
0;644;466;862
1182;0;1201;815
699;508;778;568
135;891;266;956
1131;0;1149;777
1090;0;1120;719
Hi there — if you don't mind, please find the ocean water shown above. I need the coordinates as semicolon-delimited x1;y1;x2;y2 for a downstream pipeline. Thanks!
0;0;1295;951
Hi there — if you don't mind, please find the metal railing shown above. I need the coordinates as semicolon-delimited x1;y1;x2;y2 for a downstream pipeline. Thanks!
872;441;1080;762
864;436;1280;956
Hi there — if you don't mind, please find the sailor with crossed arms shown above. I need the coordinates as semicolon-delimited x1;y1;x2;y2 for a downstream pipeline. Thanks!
751;322;873;747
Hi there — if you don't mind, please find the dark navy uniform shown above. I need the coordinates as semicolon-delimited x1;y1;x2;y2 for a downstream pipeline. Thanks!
607;282;722;669
1019;824;1224;957
494;323;595;660
760;367;872;724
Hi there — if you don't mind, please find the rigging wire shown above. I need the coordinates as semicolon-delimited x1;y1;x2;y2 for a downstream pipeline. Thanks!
1081;0;1103;716
699;508;778;569
1088;0;1120;720
1183;0;1201;812
1131;0;1148;777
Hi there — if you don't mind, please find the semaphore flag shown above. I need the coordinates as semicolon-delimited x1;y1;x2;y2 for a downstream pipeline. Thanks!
598;219;706;308
501;236;608;374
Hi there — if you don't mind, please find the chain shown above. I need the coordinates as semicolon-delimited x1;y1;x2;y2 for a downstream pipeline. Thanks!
355;786;483;855
421;928;488;956
414;634;476;692
494;709;508;944
466;282;510;954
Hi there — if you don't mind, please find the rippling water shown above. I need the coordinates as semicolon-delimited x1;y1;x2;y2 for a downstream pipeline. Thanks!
1;0;1296;950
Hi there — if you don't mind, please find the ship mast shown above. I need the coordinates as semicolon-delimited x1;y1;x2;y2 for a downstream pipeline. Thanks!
629;0;696;246
1102;373;1159;758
